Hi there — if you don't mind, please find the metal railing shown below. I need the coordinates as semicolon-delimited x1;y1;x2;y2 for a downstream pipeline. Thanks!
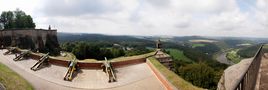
234;44;264;90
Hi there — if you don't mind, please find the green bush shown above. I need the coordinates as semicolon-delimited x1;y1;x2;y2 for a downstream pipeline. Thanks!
178;63;217;89
237;44;261;58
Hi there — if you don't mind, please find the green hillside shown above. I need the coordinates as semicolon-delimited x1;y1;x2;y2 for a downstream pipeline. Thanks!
166;49;193;63
0;62;33;90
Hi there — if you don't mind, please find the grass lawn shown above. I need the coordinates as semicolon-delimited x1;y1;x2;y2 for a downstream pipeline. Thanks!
0;62;33;90
226;49;241;63
148;57;203;90
166;49;193;62
192;44;206;48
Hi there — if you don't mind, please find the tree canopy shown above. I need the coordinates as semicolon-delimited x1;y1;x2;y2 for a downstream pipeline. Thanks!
0;9;35;29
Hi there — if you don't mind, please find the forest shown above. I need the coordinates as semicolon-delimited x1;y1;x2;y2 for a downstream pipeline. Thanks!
60;41;151;60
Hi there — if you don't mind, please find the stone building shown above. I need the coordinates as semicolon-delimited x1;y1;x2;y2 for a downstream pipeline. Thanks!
0;28;60;55
154;50;173;69
154;39;173;70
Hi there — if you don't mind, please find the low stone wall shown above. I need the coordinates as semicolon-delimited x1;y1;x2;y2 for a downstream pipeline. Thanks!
77;62;103;69
112;58;146;68
25;51;146;69
146;58;176;90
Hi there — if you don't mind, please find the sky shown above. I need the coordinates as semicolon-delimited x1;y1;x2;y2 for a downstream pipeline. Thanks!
0;0;267;37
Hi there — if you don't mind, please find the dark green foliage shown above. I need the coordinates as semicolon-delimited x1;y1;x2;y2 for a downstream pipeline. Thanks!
0;11;14;29
0;9;35;29
124;46;150;56
70;42;124;60
194;43;221;55
178;63;217;89
17;36;35;50
41;34;60;56
0;36;12;47
57;33;154;47
60;42;75;52
237;44;262;58
61;41;151;60
163;42;227;89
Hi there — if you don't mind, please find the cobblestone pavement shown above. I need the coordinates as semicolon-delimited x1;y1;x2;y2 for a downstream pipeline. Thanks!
0;49;165;90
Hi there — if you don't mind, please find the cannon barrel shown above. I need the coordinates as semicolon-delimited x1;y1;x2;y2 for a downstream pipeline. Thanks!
30;53;50;71
102;57;116;83
13;50;30;61
64;59;78;81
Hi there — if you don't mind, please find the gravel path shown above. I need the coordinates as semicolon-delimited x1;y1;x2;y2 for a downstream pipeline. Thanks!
0;49;165;90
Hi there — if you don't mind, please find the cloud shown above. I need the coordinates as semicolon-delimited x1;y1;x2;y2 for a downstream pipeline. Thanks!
28;0;268;37
39;0;122;17
145;0;170;7
256;0;268;28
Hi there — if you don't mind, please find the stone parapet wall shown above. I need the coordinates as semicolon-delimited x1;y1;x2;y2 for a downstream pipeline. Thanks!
25;50;147;69
146;58;176;90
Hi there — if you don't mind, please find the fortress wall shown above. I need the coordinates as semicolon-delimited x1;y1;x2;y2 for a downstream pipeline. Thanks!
0;29;57;49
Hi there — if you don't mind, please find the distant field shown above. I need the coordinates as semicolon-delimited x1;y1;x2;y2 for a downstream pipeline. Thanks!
192;44;206;48
189;39;217;43
236;43;252;46
0;62;33;90
166;49;193;62
264;44;268;49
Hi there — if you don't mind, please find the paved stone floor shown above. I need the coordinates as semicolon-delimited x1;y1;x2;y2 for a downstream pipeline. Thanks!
0;49;165;90
259;53;268;90
0;82;5;90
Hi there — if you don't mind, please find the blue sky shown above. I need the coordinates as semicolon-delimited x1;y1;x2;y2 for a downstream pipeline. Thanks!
237;0;256;12
0;0;267;37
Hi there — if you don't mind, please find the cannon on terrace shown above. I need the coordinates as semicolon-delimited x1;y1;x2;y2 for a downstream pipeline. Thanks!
31;53;49;71
64;59;79;81
101;57;117;83
13;50;30;61
3;47;16;55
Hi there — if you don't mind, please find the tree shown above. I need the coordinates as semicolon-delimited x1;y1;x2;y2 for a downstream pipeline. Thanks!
0;9;35;29
0;11;14;29
178;63;216;89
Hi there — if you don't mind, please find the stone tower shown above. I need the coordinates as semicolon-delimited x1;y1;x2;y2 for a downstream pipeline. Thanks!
156;39;162;50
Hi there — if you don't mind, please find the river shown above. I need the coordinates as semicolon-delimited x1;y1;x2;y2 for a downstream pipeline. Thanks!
216;52;235;65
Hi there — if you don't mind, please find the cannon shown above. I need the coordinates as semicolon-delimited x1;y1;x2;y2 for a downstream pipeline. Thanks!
101;57;116;83
13;50;30;61
3;47;16;55
30;53;49;71
64;59;79;81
